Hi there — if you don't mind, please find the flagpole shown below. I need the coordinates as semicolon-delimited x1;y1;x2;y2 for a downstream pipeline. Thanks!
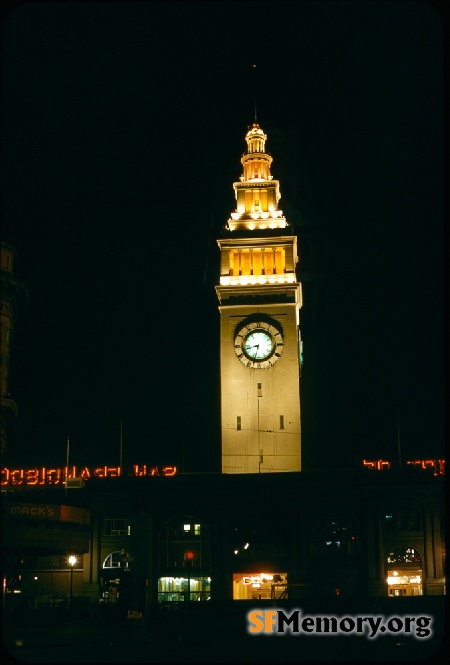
253;63;257;123
119;421;123;474
65;435;70;494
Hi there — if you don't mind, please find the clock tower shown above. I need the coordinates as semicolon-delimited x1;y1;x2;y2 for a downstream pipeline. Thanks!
216;123;302;474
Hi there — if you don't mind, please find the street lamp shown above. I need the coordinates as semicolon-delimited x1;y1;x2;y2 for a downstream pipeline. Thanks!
32;576;38;610
68;556;76;607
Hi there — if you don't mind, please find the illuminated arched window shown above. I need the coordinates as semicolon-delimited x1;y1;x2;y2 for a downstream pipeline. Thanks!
386;547;422;564
103;550;123;569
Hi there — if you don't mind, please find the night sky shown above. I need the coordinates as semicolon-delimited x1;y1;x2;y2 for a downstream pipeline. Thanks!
1;1;444;473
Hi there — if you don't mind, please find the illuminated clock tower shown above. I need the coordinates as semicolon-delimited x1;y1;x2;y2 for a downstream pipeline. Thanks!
216;123;302;474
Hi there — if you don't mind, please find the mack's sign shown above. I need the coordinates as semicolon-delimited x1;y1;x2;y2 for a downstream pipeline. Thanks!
1;464;177;487
2;503;90;523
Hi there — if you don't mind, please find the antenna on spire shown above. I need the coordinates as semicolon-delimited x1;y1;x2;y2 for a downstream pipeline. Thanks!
253;64;258;123
65;435;70;495
396;411;402;468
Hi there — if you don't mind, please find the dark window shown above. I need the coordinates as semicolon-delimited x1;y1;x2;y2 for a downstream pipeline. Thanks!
231;517;287;559
104;518;129;536
310;516;362;557
408;512;420;530
396;513;407;530
384;512;421;531
157;516;211;571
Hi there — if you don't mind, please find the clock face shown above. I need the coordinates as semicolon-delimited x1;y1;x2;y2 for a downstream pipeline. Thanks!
243;331;274;360
234;317;284;369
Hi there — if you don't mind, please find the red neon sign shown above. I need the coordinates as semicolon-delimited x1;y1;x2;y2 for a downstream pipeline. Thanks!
0;465;177;487
362;459;445;475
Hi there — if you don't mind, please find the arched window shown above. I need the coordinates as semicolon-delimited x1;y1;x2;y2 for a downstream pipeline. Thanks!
386;547;422;564
103;550;123;569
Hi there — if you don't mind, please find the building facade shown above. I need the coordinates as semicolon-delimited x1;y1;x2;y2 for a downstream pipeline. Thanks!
1;468;445;612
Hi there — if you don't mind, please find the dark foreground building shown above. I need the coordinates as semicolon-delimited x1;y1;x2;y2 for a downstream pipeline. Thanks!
1;464;445;614
1;467;446;663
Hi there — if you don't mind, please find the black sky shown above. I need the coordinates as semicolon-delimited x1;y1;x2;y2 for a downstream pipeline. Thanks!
1;0;445;473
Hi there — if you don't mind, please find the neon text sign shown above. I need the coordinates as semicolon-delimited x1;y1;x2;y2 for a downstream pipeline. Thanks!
362;459;445;475
1;464;177;487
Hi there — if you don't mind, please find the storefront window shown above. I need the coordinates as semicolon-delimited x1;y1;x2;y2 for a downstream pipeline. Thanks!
232;572;288;600
158;576;211;602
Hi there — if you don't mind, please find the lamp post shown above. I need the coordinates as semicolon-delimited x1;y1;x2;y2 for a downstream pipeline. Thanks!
68;556;76;607
32;576;38;610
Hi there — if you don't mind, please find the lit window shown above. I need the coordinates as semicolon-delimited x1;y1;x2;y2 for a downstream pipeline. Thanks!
386;547;422;564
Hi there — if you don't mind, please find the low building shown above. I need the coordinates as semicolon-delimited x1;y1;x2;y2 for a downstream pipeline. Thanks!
1;464;445;613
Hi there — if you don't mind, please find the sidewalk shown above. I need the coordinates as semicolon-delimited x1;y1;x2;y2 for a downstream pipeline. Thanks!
2;599;446;664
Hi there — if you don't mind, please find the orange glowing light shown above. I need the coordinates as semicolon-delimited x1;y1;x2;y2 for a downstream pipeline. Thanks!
1;464;177;486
